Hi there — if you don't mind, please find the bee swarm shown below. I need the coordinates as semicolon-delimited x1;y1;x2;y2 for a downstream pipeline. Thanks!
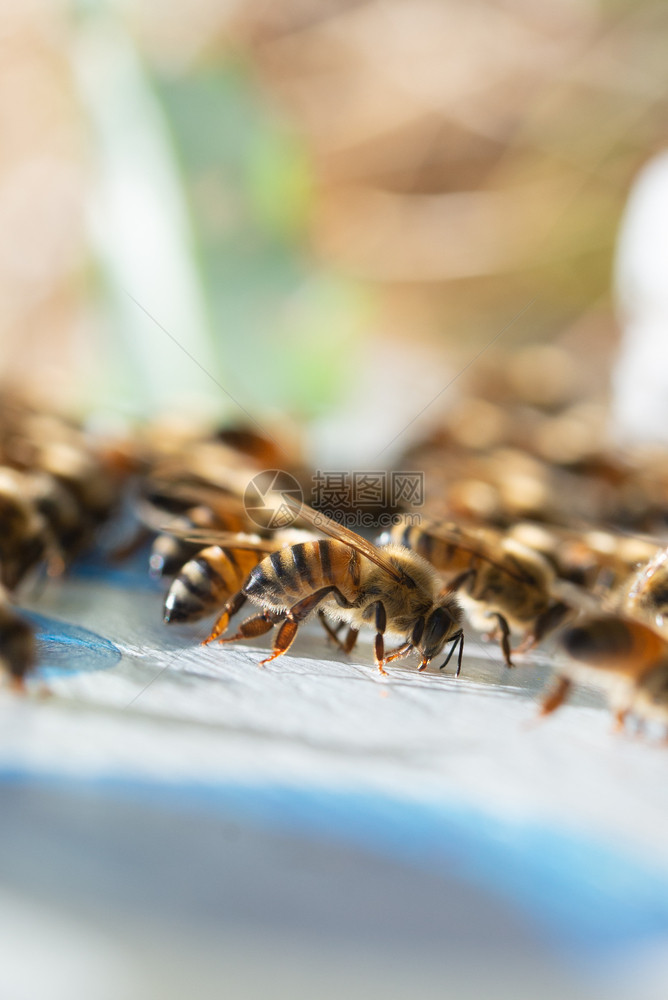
4;344;668;740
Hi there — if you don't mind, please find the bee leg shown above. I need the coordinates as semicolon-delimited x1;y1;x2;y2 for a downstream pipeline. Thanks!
343;627;359;654
260;619;298;664
539;675;572;717
447;569;475;592
366;601;388;675
612;708;628;734
203;592;247;644
45;542;67;578
261;586;355;665
383;642;412;666
218;610;285;645
521;601;572;651
5;675;27;694
488;612;513;668
318;613;347;650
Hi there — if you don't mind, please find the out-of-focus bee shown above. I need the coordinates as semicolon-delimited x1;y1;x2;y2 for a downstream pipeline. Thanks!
213;424;300;472
33;440;121;546
623;545;668;637
0;467;55;590
24;470;83;561
0;587;35;689
4;412;130;568
137;418;308;577
540;613;668;734
149;419;304;482
164;533;273;632
139;481;252;580
0;399;137;686
507;521;659;593
167;502;465;675
149;504;247;579
627;661;668;731
380;518;573;667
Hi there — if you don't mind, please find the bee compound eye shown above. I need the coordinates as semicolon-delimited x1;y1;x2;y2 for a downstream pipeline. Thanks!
411;617;425;645
421;607;453;654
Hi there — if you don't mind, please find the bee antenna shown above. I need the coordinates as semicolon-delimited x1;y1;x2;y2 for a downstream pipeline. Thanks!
456;631;464;677
438;630;464;676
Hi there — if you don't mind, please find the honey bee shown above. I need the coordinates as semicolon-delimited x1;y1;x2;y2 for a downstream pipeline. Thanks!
148;504;248;579
0;467;56;590
140;480;251;579
33;440;121;548
1;409;131;572
540;613;668;734
380;518;573;667
164;534;272;631
24;470;83;562
623;545;668;637
627;661;668;732
507;521;659;593
166;502;465;675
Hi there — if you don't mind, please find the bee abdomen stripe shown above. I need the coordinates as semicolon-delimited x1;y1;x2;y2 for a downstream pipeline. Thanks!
224;547;239;573
292;544;315;588
208;548;250;593
319;541;333;584
244;563;274;596
182;559;222;601
269;548;298;591
420;532;435;561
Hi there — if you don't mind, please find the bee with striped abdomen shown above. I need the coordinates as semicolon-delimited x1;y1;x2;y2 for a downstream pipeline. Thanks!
197;502;465;675
380;517;573;667
147;501;249;580
136;476;264;580
164;535;270;636
0;467;55;590
540;613;668;735
623;545;668;638
507;522;659;593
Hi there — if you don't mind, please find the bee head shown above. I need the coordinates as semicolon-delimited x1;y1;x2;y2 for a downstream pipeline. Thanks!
414;600;463;666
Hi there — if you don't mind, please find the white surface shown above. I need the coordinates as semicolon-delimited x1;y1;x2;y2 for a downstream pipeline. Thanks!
10;578;668;869
613;149;668;443
3;575;668;1000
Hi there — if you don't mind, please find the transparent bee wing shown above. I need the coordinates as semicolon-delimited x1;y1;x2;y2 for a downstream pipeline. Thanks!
281;495;414;586
410;518;538;586
159;526;274;551
144;480;246;514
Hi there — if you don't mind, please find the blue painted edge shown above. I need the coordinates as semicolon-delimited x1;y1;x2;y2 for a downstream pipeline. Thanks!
21;612;122;677
0;764;666;965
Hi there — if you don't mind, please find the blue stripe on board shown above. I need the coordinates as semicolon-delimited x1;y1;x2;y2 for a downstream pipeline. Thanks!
0;765;665;962
21;612;122;677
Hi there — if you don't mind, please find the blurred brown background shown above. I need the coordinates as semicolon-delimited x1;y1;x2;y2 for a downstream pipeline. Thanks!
2;0;668;433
